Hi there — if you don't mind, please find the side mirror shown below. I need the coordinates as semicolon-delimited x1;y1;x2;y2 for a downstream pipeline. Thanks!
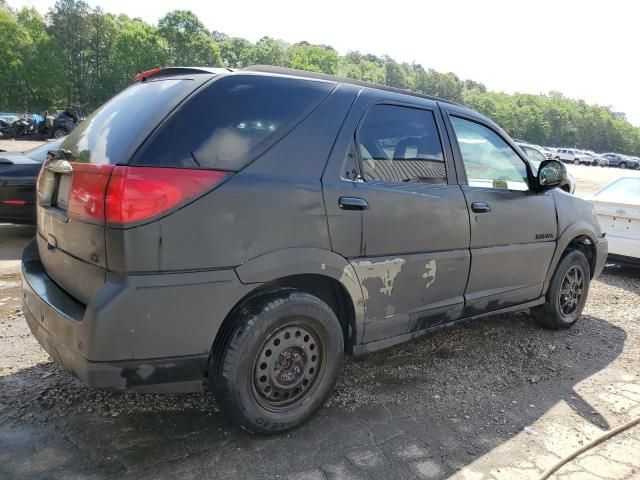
537;159;568;191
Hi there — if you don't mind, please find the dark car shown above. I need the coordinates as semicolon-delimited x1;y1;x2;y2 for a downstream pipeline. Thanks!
601;153;640;169
0;139;63;224
22;66;607;434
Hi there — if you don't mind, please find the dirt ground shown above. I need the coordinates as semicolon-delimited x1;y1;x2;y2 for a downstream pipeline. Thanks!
0;140;639;479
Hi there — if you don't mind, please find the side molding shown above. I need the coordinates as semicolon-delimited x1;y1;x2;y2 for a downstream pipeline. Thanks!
235;248;366;342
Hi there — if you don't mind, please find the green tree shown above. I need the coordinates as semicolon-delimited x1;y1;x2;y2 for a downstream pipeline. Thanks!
288;42;337;74
48;0;92;108
158;10;221;67
251;36;287;66
218;36;253;68
107;16;167;92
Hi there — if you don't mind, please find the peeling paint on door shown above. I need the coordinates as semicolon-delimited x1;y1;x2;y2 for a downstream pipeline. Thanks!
352;257;406;299
422;260;437;290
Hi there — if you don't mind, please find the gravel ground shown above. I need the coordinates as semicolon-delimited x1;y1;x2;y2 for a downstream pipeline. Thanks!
0;262;638;479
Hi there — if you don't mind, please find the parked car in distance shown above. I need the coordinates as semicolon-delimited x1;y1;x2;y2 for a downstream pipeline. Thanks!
540;147;555;159
0;139;63;224
22;66;607;434
517;143;575;193
554;148;592;165
582;150;609;167
601;153;640;169
588;177;640;266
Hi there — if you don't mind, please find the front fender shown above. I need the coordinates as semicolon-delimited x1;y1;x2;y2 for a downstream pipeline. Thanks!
235;248;366;342
543;220;599;294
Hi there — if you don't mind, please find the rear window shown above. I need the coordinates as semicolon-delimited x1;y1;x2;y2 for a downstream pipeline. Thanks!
132;74;335;171
61;78;202;164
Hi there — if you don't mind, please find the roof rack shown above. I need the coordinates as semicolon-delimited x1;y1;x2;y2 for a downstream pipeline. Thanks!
242;65;457;106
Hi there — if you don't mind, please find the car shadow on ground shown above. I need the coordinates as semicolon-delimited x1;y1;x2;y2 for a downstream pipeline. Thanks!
597;263;640;294
0;311;627;480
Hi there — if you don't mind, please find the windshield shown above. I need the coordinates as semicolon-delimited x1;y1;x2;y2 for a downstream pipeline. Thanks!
594;177;640;203
61;78;203;164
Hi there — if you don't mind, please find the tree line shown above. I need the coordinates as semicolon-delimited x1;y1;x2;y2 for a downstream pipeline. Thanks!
1;0;639;154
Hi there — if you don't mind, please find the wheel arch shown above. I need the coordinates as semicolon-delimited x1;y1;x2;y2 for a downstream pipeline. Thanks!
543;222;598;295
208;248;365;378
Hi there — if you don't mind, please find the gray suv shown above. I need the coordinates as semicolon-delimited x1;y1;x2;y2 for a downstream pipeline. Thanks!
22;66;608;433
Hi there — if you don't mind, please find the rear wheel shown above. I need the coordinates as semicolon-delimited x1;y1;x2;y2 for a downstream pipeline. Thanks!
592;160;598;166
619;162;627;169
573;158;580;165
531;250;590;329
210;291;343;434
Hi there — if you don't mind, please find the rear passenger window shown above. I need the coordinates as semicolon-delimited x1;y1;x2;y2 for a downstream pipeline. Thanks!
356;105;446;184
134;75;335;170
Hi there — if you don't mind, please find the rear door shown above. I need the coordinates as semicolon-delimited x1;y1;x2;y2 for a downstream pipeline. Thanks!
443;108;557;316
323;92;471;343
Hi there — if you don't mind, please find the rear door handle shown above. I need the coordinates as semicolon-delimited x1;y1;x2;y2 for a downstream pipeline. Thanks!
339;197;368;210
471;202;491;213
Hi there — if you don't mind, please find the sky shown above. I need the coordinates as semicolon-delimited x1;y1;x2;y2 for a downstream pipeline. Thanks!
9;0;640;125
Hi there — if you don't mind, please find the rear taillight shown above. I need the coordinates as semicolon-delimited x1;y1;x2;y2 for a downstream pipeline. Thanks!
67;163;115;223
105;167;230;225
67;164;230;226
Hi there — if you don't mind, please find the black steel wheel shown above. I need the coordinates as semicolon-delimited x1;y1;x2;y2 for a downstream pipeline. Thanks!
532;249;590;329
252;323;325;409
210;290;343;434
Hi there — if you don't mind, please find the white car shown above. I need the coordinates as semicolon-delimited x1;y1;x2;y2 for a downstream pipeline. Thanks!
517;143;576;193
589;177;640;266
554;148;591;165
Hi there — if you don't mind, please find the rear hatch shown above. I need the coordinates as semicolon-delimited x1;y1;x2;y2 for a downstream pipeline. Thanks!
36;72;213;304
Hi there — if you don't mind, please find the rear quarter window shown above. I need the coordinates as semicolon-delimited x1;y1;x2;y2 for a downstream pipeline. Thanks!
132;74;336;171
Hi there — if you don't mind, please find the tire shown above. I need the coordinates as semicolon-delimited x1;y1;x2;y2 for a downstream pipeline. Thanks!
573;159;580;165
210;291;344;434
619;162;626;169
531;250;590;329
52;127;67;139
554;156;561;161
592;160;598;167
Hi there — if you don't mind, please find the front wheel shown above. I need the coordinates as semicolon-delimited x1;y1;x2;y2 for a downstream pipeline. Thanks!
210;291;344;434
531;250;590;329
574;159;580;165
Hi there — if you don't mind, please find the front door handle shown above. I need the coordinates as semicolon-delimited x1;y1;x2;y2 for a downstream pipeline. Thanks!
339;196;368;210
471;202;491;213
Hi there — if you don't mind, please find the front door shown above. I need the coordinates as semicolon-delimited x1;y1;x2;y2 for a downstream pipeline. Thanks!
445;111;557;316
323;95;471;344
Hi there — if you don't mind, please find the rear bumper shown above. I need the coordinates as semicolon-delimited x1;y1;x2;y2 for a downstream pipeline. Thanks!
21;239;256;392
606;235;638;260
23;306;207;392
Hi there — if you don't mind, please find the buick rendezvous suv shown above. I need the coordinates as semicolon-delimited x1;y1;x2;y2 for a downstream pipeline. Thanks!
22;66;607;433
